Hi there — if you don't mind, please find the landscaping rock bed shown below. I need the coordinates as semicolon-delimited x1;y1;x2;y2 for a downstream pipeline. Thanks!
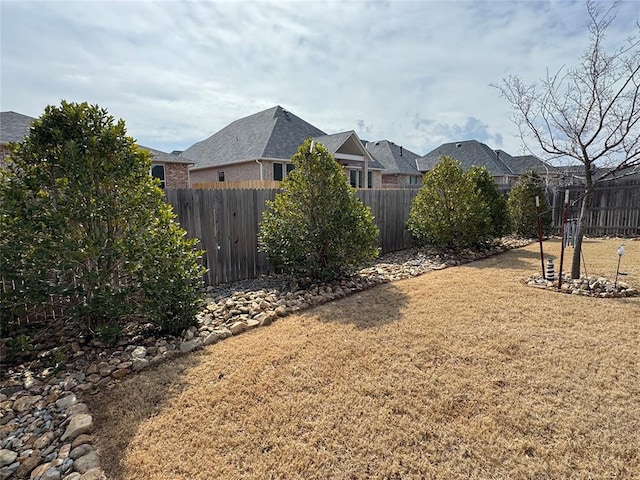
525;275;638;297
0;237;553;480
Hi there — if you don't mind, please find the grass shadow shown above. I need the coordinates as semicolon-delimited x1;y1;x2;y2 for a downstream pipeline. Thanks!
462;244;548;271
310;281;409;330
87;351;204;480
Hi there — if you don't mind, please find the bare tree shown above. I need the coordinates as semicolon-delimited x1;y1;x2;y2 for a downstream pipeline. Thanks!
494;0;640;279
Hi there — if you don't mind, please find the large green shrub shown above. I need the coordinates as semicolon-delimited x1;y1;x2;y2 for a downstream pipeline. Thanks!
507;169;552;237
0;101;205;337
468;165;511;237
407;156;493;249
259;139;379;280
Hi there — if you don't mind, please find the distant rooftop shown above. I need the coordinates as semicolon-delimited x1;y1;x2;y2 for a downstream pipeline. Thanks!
1;111;35;144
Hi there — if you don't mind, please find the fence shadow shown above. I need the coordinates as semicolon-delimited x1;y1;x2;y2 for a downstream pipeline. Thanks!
460;245;548;272
88;352;204;480
310;282;409;330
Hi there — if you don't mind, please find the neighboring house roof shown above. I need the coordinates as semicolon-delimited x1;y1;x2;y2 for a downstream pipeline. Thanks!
139;145;194;165
313;131;385;170
507;154;558;176
416;139;516;176
183;105;327;171
364;140;421;175
1;111;35;144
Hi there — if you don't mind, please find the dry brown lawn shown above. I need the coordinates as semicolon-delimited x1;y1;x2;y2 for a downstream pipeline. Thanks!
90;238;640;479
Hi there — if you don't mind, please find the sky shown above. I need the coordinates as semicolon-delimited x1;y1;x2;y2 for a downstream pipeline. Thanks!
1;0;638;159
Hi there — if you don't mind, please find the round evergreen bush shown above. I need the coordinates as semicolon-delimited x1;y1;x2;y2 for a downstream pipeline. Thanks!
259;139;379;281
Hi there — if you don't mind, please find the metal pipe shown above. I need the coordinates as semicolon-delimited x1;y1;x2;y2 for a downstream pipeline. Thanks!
558;189;569;288
536;196;545;279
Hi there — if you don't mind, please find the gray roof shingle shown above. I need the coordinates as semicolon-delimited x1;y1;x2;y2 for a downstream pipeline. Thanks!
139;145;195;165
183;106;327;170
507;154;558;175
1;111;35;144
364;140;421;175
416;140;516;176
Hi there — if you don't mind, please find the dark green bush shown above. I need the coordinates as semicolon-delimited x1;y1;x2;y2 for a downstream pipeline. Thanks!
407;156;493;250
259;139;379;281
468;165;511;237
507;169;552;237
0;101;205;337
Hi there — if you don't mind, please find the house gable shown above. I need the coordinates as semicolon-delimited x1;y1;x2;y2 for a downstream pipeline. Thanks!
314;131;384;170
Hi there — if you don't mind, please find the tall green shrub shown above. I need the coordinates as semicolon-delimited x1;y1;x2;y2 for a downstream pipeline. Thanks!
0;101;205;336
407;156;492;249
468;165;511;237
507;169;552;237
259;139;379;280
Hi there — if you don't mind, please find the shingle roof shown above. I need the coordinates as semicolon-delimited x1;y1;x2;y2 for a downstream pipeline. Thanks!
313;131;354;153
313;131;385;170
139;145;195;165
1;111;35;144
183;106;327;170
416;140;515;176
507;154;557;175
364;140;421;175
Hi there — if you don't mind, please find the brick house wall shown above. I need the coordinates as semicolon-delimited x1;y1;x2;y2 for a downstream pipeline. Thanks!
382;174;401;185
164;163;190;188
189;161;263;185
189;160;384;188
381;173;421;188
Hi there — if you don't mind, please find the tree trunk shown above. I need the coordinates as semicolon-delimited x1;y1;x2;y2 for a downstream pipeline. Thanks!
570;185;594;279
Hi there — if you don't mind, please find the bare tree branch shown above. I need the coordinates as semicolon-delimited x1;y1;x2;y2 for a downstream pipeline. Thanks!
491;0;640;278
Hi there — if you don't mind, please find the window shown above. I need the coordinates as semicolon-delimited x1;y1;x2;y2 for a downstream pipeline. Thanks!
408;175;419;185
286;163;294;175
218;171;225;182
350;170;358;188
348;170;368;188
273;163;283;181
151;164;165;189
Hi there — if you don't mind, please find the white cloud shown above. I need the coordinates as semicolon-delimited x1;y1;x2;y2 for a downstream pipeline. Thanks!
1;0;638;157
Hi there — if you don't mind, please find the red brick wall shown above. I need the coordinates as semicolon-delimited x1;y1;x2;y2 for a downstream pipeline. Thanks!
165;163;190;189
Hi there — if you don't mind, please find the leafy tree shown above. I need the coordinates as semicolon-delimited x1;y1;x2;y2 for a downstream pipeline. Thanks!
493;1;640;278
0;101;205;337
259;139;379;280
468;166;511;237
507;170;552;238
407;156;492;249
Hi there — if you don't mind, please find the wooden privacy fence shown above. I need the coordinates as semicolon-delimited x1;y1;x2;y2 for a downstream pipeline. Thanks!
164;188;418;286
550;180;640;236
166;183;638;286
